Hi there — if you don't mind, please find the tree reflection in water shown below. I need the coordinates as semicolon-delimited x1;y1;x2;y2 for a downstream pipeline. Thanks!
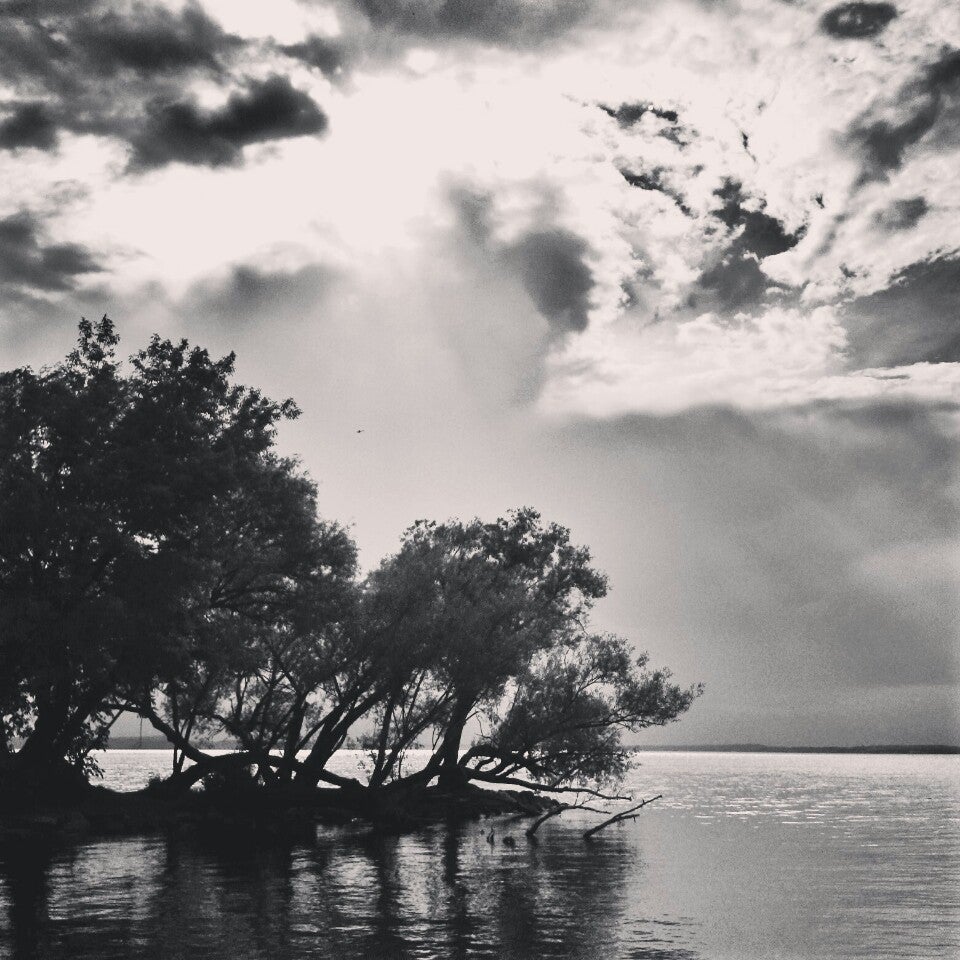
0;823;699;960
1;838;53;960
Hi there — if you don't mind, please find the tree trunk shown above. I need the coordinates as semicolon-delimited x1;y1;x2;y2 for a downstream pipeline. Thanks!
295;726;340;790
294;691;381;790
275;702;306;784
4;688;98;795
14;680;111;775
13;689;71;771
436;696;472;790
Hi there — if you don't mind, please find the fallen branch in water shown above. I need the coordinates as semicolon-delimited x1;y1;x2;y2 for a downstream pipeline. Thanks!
582;794;662;840
525;801;608;837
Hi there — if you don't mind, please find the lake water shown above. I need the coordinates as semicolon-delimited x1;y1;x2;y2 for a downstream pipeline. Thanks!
0;751;957;959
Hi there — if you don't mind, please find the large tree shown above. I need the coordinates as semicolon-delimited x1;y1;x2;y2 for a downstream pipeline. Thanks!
0;317;353;784
335;510;698;799
278;509;611;794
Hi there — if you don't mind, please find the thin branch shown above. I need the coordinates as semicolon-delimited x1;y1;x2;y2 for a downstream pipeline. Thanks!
526;801;608;837
465;768;630;801
582;794;661;840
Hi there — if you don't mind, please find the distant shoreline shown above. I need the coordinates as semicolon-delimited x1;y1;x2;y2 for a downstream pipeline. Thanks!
100;737;960;755
627;744;960;755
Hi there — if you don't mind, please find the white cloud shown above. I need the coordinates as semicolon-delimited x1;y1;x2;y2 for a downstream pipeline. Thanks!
540;305;960;416
3;0;958;416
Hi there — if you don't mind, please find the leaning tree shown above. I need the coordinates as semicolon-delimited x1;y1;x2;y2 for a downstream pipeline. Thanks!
326;510;701;802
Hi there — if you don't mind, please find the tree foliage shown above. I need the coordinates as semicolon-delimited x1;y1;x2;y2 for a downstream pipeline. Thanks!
0;318;353;780
344;511;610;790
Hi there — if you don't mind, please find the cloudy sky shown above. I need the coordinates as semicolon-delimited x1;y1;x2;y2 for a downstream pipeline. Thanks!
1;0;957;745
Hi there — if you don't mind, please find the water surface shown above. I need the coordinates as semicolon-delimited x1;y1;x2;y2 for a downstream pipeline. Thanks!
1;751;957;959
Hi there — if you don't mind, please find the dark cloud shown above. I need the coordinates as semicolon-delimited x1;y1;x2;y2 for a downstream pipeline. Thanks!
694;256;773;311
852;108;936;180
0;3;239;90
184;263;337;328
0;0;99;14
599;101;679;126
0;260;339;369
504;230;594;334
711;179;805;259
450;187;596;336
929;49;960;88
279;34;349;78
620;169;663;192
873;196;928;231
0;211;103;291
820;2;898;40
843;255;960;366
0;2;251;163
354;0;590;47
849;49;960;181
432;186;599;409
68;2;242;78
600;98;692;145
0;101;58;151
129;75;328;169
0;18;72;90
619;167;692;215
690;180;805;311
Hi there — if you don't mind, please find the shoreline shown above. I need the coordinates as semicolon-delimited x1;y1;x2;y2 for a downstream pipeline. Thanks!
96;742;960;755
0;781;557;843
627;744;960;754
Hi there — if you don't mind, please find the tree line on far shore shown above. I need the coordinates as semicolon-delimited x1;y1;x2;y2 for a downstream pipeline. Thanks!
0;318;700;805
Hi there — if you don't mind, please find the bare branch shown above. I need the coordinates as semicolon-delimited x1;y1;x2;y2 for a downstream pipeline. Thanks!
582;794;661;840
464;768;630;801
526;801;609;837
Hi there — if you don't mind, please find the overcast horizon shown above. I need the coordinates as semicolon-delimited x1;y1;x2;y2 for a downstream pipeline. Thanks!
0;0;957;747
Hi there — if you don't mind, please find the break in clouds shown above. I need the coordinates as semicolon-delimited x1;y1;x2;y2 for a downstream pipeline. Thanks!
0;0;957;743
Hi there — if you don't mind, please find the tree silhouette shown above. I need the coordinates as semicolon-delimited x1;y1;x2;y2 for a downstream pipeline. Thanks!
0;318;352;787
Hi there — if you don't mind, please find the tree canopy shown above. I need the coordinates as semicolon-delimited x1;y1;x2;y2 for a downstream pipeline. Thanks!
0;317;353;783
0;319;700;801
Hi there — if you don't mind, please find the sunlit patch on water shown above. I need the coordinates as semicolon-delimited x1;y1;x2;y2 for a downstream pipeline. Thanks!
1;751;958;959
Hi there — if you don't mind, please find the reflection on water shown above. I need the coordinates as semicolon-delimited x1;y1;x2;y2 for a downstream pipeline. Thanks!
1;752;958;960
0;825;693;960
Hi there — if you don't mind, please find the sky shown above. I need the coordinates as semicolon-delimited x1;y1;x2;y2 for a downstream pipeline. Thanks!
0;0;957;746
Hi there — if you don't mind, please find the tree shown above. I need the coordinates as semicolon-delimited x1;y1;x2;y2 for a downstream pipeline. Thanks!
125;459;358;790
344;511;700;800
0;317;354;785
401;510;611;789
284;509;611;794
458;633;701;796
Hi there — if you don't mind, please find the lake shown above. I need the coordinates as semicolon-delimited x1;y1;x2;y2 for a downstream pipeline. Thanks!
0;751;957;959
